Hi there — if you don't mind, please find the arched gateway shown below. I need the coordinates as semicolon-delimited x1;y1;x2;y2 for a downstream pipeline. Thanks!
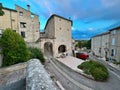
44;42;53;57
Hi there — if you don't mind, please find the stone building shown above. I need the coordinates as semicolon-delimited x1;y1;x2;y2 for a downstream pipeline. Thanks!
15;5;40;42
0;4;40;42
109;27;120;62
39;14;72;57
0;4;73;59
91;32;110;58
0;4;40;66
91;26;120;62
0;7;18;35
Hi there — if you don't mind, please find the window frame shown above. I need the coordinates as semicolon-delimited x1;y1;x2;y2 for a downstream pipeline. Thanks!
20;22;26;28
21;31;26;38
19;11;23;16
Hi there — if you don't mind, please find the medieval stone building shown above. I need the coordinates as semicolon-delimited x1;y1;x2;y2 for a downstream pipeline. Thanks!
0;7;18;35
0;4;73;59
39;14;72;57
0;4;40;42
15;5;40;42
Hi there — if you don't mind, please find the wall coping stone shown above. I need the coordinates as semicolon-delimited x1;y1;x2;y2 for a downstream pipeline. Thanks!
26;59;57;90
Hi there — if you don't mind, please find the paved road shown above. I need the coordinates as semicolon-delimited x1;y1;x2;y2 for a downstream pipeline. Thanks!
45;57;120;90
45;58;86;90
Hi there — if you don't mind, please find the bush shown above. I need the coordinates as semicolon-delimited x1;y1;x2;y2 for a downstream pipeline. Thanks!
91;68;109;81
28;47;45;63
114;61;120;65
78;60;109;81
0;28;30;67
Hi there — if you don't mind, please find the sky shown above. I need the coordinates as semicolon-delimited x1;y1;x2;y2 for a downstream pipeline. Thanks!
0;0;120;40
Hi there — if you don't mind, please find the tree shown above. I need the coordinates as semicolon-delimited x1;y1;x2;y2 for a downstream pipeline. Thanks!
86;39;91;49
0;28;30;66
0;3;4;16
75;40;91;49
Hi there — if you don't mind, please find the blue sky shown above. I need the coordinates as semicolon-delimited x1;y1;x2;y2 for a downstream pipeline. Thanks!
1;0;120;40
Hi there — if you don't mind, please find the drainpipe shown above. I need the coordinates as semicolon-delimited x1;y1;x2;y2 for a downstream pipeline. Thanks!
10;10;13;29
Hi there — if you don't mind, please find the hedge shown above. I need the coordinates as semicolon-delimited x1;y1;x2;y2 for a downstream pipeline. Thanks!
28;47;45;63
78;60;109;81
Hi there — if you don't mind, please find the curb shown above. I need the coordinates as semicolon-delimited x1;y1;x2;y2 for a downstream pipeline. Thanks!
54;58;94;80
108;63;120;71
98;57;120;71
51;58;93;90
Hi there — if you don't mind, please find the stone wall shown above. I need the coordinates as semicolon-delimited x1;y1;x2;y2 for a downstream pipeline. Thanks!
26;59;57;90
0;8;18;32
27;42;41;49
15;5;40;43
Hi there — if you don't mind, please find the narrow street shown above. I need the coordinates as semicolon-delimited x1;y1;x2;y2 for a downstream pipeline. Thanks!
45;56;120;90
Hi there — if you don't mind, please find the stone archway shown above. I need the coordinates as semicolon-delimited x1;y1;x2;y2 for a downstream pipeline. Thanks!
58;45;66;53
44;42;53;57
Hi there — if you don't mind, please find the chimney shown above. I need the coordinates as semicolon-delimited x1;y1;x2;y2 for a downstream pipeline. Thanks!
27;5;30;11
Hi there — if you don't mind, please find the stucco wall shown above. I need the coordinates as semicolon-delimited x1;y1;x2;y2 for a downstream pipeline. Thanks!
109;29;120;62
91;36;101;56
91;33;109;58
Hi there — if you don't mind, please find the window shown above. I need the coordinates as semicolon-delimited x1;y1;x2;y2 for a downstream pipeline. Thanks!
111;38;115;45
59;18;61;21
0;29;2;37
31;14;34;18
111;30;116;35
21;31;25;38
111;49;116;56
20;22;26;28
60;27;61;30
19;11;23;16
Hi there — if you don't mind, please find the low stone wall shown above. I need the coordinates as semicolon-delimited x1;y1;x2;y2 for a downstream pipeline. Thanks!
26;59;57;90
27;42;41;49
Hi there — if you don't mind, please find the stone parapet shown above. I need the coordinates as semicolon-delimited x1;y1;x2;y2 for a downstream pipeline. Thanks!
26;59;57;90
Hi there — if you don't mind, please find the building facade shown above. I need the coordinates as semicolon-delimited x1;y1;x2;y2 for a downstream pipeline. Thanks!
0;4;40;42
109;27;120;62
39;14;72;57
15;5;40;42
91;27;120;62
0;4;73;59
0;7;18;35
91;32;110;58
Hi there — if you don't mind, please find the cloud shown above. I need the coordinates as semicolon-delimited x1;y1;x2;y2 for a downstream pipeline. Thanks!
16;0;120;21
1;0;120;40
88;28;94;31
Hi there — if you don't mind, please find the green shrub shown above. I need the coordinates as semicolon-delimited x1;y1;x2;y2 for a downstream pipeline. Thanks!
78;61;91;69
91;68;109;81
28;47;45;63
0;28;30;67
78;60;109;81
